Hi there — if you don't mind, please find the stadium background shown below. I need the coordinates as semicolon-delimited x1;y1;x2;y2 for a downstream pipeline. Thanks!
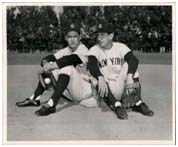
7;6;172;53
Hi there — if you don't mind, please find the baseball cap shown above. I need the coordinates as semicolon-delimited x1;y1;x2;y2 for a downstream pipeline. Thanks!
96;22;115;33
65;23;80;34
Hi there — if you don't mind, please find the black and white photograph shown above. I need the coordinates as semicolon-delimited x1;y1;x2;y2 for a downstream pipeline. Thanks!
2;2;175;145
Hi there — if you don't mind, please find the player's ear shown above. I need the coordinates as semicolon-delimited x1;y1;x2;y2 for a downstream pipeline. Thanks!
109;33;114;40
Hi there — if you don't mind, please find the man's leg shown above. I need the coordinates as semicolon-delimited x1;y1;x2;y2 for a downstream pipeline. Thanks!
93;83;128;120
16;81;44;107
35;74;70;116
34;66;73;116
131;78;154;116
121;63;154;116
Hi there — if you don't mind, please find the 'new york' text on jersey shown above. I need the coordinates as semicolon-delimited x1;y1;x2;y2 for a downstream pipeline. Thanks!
87;42;131;80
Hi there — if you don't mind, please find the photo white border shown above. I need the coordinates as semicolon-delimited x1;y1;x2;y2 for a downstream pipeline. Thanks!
1;1;176;146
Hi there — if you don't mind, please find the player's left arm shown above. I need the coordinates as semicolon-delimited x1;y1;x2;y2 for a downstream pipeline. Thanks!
55;54;84;68
124;51;139;84
43;54;85;71
43;44;88;71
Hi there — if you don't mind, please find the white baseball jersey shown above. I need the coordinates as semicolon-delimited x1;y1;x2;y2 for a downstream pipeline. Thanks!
54;43;88;59
87;42;131;81
52;42;89;77
87;42;133;100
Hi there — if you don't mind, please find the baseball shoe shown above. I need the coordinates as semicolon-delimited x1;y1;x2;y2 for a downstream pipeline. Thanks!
115;106;128;120
35;104;56;116
16;98;40;107
132;102;154;116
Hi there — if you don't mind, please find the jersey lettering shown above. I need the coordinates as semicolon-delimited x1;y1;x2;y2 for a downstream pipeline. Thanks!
100;59;107;67
100;57;124;68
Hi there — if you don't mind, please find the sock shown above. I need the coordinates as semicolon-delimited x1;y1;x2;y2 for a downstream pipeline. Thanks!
33;82;45;100
133;77;142;106
47;99;54;107
115;101;122;107
29;94;34;100
136;100;142;106
51;74;70;107
34;95;41;101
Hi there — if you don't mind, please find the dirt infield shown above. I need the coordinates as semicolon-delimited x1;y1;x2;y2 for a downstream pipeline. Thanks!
6;63;174;144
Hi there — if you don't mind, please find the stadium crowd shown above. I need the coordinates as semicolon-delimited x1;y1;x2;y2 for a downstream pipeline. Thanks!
7;6;172;53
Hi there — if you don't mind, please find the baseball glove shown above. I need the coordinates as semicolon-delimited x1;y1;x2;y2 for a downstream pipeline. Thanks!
121;82;141;108
38;71;56;90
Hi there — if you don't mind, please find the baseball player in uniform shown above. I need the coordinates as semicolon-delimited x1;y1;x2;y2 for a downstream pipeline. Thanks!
16;23;99;114
86;22;154;119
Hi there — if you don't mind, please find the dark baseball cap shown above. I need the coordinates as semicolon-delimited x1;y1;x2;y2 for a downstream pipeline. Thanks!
65;23;80;34
96;22;115;33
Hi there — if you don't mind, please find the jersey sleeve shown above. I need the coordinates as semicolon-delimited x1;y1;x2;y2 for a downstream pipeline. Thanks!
72;44;88;64
87;46;100;60
120;43;131;58
54;49;66;60
73;44;88;56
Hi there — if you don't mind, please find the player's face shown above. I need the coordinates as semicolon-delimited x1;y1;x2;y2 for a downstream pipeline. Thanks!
97;33;113;49
65;31;80;51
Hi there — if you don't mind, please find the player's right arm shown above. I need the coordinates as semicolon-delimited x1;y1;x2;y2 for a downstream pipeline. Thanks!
87;46;108;98
87;55;108;98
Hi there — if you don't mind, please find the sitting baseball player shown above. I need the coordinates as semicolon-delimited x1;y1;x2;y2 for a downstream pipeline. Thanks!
16;22;91;108
16;22;123;119
87;22;154;119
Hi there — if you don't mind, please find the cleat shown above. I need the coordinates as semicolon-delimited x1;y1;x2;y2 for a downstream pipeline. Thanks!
132;102;154;116
115;106;128;120
35;104;56;116
16;98;40;107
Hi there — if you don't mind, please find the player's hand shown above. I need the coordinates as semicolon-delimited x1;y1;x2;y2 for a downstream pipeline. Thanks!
41;59;48;67
126;74;134;84
126;74;135;94
43;62;51;72
98;76;108;98
43;62;58;72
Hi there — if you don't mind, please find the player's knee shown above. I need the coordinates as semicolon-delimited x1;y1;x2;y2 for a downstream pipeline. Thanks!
58;66;73;76
51;66;73;81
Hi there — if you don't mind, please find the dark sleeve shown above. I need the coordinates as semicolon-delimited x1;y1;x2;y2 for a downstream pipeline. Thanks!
87;55;103;80
56;54;83;69
124;51;139;75
41;54;56;66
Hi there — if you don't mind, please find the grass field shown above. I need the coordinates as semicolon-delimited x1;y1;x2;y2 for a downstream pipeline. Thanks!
5;53;174;144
